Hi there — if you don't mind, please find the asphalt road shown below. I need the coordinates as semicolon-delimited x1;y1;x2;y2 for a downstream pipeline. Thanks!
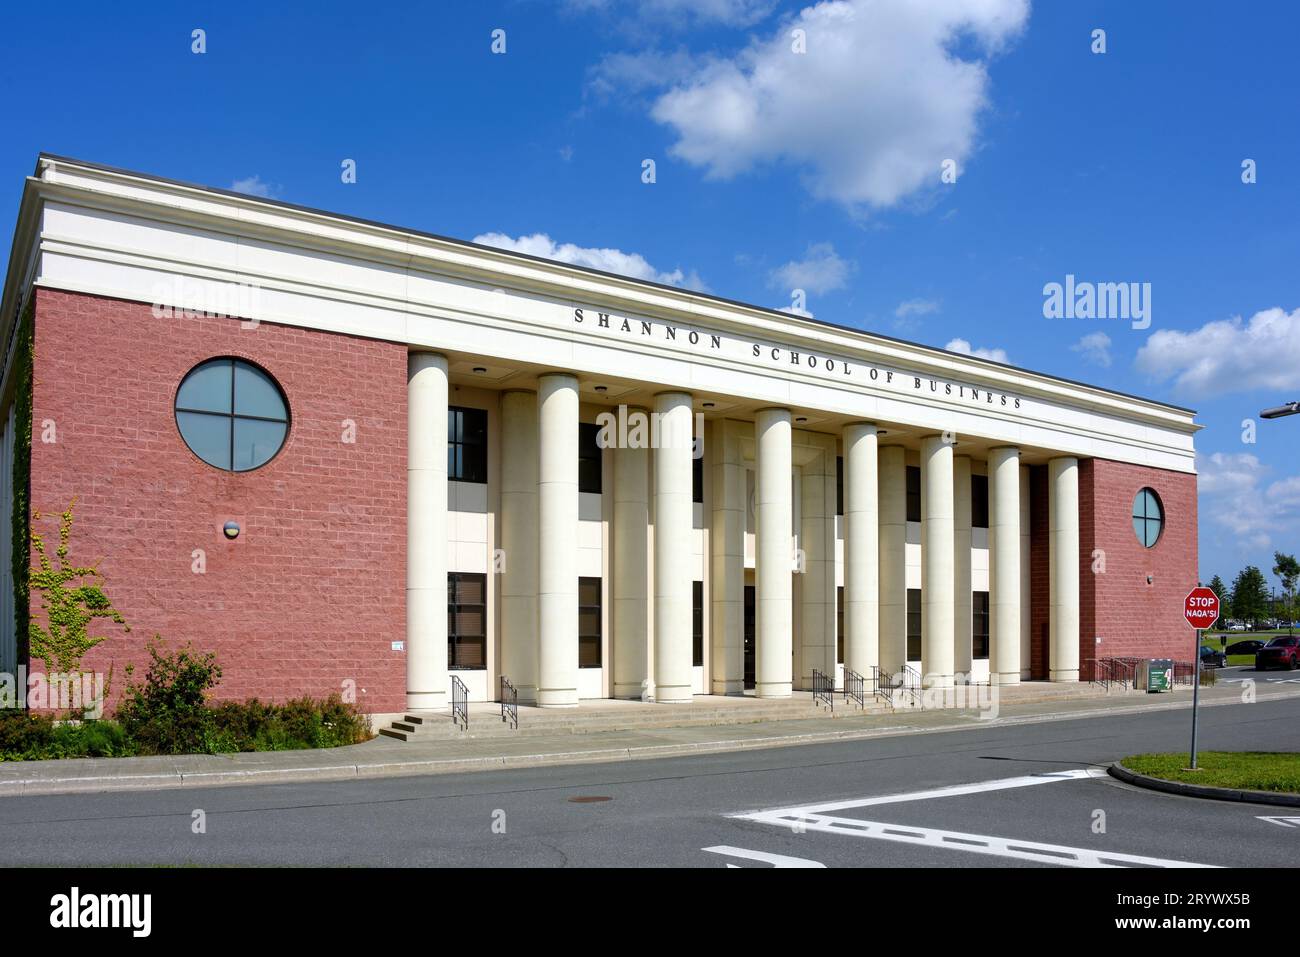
2;694;1298;868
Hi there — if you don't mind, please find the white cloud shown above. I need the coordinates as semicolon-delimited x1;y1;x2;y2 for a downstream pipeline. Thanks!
587;48;704;100
768;242;852;295
230;175;277;198
1134;306;1300;398
1070;331;1112;367
895;298;941;319
636;0;1029;211
1196;452;1274;549
945;337;1009;364
569;0;776;28
472;232;706;290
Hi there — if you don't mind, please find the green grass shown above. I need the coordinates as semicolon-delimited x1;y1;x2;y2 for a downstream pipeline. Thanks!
1122;751;1300;794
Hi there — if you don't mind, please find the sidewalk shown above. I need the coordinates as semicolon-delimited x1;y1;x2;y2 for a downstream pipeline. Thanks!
3;680;1297;797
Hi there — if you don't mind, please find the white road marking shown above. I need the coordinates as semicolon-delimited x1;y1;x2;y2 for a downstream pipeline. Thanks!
702;846;826;868
733;769;1217;869
734;768;1107;818
1257;816;1300;828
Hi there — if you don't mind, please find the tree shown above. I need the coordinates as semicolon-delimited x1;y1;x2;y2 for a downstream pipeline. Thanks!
1230;565;1270;630
1273;552;1299;635
1208;574;1230;629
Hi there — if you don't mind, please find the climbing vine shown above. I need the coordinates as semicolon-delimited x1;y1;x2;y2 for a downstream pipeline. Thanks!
11;300;31;663
28;500;130;673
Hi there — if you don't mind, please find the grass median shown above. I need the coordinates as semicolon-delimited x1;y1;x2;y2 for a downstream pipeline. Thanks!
1120;751;1300;794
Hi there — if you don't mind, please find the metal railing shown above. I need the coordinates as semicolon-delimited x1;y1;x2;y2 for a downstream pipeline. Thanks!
1093;656;1143;691
871;666;894;708
812;669;835;711
843;668;865;709
898;665;923;707
500;675;518;730
1173;660;1209;687
451;674;469;730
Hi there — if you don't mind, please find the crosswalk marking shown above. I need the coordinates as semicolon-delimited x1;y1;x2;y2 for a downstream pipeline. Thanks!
732;768;1217;868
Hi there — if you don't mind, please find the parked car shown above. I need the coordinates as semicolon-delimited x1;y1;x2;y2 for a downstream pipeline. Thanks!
1228;623;1248;632
1199;646;1227;668
1255;636;1300;671
1226;639;1265;656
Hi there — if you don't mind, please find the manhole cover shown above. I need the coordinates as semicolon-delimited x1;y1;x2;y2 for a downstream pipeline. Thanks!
567;795;613;803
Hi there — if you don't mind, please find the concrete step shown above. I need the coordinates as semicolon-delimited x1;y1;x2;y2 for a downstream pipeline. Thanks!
379;696;895;741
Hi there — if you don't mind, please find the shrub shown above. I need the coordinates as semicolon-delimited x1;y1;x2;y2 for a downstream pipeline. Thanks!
0;711;133;760
207;695;371;752
115;637;222;755
0;710;56;760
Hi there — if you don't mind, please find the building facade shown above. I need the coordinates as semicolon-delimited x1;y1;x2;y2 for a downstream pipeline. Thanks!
0;156;1200;716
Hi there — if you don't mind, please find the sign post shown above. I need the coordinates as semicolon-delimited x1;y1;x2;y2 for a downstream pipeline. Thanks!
1184;585;1221;770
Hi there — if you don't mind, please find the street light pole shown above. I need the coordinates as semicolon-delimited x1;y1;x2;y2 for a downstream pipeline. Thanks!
1259;400;1300;419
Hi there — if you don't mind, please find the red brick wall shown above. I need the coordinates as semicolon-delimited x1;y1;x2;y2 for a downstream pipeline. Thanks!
29;289;409;713
1079;458;1199;675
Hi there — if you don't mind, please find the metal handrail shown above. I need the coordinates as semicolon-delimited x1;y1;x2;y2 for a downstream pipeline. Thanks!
872;666;894;707
812;669;834;711
451;674;469;730
843;668;865;708
500;675;518;730
898;665;923;707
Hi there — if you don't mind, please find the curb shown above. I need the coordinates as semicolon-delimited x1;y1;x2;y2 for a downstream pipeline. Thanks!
4;688;1300;798
1108;762;1300;807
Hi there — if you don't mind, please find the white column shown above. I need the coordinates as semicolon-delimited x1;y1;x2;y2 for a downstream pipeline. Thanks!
878;445;907;674
1049;456;1080;682
921;435;955;689
799;436;836;686
407;352;449;710
755;408;793;698
843;423;879;677
499;391;539;703
613;411;649;699
989;447;1022;686
953;455;973;681
1019;464;1032;680
537;373;579;707
710;419;745;694
653;392;694;703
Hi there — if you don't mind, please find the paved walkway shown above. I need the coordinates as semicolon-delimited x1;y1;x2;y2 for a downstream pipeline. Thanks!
3;675;1296;797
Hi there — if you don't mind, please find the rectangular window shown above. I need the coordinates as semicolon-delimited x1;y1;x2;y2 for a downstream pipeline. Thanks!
837;586;844;664
972;474;989;529
447;572;486;670
973;591;990;659
906;588;922;661
693;580;704;667
579;577;602;668
579;422;603;494
693;451;703;504
906;466;921;522
447;407;488;483
836;456;844;516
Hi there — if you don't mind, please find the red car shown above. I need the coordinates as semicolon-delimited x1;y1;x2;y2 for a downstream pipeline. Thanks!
1255;636;1300;670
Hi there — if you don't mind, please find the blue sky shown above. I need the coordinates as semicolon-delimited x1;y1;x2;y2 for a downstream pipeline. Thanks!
2;0;1297;590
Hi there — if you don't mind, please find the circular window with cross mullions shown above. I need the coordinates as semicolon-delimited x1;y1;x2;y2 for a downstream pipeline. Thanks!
1132;487;1164;548
174;358;289;471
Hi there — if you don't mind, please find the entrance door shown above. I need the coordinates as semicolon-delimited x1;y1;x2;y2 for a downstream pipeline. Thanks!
743;585;756;689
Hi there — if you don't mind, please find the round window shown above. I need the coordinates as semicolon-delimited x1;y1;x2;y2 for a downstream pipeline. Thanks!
175;358;289;471
1132;487;1164;548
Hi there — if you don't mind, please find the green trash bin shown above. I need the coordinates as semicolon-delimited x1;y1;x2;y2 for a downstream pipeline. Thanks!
1145;658;1173;693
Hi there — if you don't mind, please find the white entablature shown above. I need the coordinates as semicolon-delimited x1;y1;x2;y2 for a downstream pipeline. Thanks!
2;155;1198;473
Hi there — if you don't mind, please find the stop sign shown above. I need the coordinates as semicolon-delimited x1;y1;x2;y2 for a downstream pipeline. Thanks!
1184;587;1220;630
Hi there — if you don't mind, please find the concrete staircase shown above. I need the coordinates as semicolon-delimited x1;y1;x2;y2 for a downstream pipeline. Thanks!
378;692;891;742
